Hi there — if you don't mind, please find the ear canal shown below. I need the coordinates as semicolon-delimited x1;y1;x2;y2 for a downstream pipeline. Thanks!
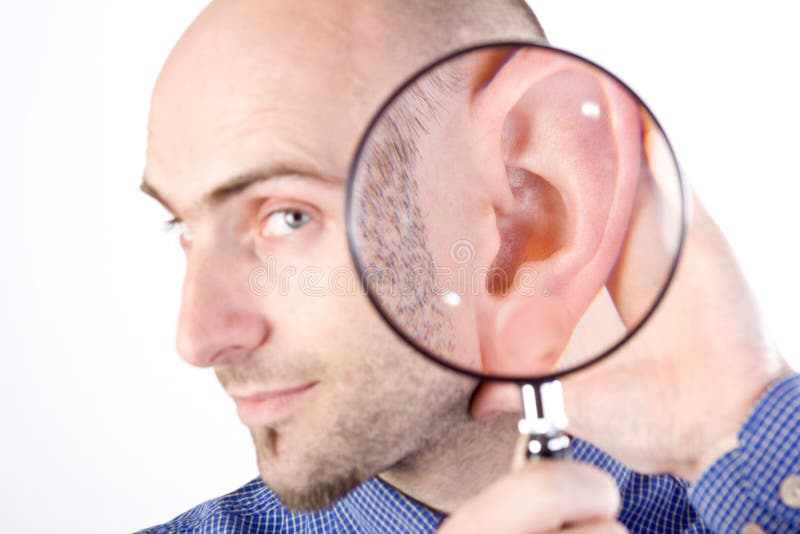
487;167;567;296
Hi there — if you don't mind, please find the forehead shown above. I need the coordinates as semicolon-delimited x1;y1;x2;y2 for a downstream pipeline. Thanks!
145;1;407;213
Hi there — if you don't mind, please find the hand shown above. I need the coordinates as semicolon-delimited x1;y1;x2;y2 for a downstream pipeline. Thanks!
563;194;792;480
472;191;793;481
438;450;626;534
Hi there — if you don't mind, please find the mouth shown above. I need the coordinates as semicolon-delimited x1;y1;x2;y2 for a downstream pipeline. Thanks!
230;382;318;426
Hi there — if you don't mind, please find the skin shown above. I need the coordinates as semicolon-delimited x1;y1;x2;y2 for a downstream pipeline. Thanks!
144;0;528;514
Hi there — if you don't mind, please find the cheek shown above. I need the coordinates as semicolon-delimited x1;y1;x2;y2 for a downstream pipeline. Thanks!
271;255;377;341
299;285;382;344
266;214;409;366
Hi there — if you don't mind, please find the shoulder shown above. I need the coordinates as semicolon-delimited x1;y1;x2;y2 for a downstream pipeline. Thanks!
136;476;286;533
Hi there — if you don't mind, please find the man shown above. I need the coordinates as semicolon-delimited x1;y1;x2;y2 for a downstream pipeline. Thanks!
140;0;799;532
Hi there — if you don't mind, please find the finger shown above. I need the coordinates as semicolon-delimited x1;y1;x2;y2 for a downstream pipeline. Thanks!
438;461;621;534
469;382;520;420
605;110;686;326
544;519;628;534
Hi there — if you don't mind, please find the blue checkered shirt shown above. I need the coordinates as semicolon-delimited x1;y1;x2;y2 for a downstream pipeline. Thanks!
140;375;800;533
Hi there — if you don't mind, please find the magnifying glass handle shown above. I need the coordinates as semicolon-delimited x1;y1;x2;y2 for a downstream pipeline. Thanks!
518;381;572;461
525;431;572;460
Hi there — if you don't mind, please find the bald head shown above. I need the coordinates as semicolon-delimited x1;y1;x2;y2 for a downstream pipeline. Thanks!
146;0;545;211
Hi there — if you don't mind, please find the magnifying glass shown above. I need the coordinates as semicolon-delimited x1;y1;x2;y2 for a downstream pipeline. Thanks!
346;42;686;460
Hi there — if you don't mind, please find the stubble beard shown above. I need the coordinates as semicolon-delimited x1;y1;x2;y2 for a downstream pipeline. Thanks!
247;342;476;512
250;425;366;511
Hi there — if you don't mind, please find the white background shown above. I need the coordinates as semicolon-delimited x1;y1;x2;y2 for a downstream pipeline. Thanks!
0;1;798;532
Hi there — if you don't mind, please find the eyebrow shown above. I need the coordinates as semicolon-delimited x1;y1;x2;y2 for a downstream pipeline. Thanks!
140;163;335;218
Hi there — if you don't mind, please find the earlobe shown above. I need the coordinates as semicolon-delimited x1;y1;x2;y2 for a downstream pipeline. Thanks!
471;48;642;376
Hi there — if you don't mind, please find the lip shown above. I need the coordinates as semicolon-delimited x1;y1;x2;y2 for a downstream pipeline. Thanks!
232;382;318;426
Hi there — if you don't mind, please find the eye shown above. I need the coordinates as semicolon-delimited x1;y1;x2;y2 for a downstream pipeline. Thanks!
261;209;312;237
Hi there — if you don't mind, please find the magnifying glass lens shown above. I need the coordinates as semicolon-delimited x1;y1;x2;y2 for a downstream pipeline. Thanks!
347;43;685;383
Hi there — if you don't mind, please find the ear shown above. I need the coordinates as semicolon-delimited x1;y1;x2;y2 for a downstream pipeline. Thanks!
468;47;643;376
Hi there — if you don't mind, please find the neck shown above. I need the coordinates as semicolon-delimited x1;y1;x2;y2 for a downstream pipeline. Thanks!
378;412;520;513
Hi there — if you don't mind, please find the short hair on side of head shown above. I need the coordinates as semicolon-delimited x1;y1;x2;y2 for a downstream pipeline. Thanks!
354;65;466;357
395;0;547;54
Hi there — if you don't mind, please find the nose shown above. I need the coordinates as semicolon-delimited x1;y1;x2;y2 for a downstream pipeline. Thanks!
176;246;270;368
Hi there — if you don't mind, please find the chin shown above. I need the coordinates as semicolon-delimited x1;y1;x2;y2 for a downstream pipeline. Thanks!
251;425;374;511
264;467;365;512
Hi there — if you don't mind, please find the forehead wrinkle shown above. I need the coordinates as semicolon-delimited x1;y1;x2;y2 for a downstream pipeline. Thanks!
147;73;338;176
146;109;342;222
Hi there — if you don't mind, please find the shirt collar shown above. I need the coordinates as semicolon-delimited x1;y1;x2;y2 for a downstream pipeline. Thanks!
334;477;444;532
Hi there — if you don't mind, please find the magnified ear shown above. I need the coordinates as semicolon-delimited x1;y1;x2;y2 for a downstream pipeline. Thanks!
468;48;644;376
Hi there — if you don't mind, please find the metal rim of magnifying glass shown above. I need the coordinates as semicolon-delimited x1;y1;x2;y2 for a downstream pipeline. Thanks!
345;40;689;385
